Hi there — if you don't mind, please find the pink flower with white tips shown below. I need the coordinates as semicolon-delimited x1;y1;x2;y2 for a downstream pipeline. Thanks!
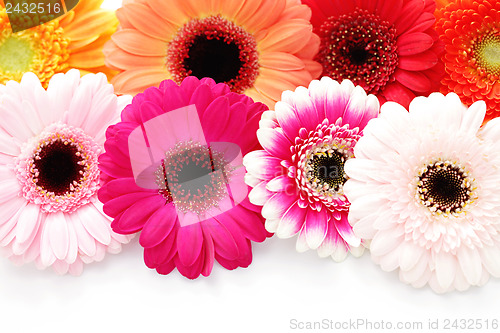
0;70;133;275
243;77;379;261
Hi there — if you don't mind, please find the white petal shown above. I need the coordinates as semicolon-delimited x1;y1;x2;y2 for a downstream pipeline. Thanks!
457;246;483;285
434;251;457;290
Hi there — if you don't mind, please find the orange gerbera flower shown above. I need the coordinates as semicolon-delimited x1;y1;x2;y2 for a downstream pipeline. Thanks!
436;0;500;120
104;0;322;107
0;0;118;87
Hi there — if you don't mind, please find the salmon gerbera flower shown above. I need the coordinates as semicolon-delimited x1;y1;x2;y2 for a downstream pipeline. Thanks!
104;0;322;107
436;0;500;121
0;0;118;87
302;0;445;108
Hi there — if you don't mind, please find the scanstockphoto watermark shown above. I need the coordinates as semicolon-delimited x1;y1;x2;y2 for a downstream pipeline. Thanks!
289;318;499;331
289;318;424;331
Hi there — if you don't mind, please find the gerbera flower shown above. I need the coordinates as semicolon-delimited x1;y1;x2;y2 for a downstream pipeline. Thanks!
301;0;444;108
98;76;269;278
344;92;500;293
243;77;379;261
435;0;500;121
103;0;322;107
0;0;118;87
0;70;133;275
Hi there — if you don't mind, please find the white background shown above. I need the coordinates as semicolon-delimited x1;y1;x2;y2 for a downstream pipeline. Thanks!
1;236;500;333
1;0;499;332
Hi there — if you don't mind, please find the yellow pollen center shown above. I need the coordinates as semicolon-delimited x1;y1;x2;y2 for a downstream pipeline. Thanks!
473;33;500;76
0;10;70;87
0;36;34;72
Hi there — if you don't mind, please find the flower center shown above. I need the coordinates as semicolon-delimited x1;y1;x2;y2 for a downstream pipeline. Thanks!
0;36;34;72
291;120;360;210
167;15;259;93
472;32;500;78
15;123;101;213
307;148;347;193
416;160;475;216
32;139;85;195
0;11;70;87
156;141;231;215
317;8;398;94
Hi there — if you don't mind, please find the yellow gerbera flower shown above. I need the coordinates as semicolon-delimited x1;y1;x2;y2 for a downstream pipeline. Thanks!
0;0;117;87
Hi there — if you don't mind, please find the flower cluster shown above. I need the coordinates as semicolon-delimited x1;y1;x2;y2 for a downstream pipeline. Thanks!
0;0;498;294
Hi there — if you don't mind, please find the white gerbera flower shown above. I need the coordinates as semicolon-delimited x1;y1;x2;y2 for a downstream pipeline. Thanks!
344;92;500;293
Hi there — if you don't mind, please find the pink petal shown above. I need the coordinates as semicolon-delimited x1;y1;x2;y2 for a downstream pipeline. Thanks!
275;101;301;141
333;213;361;247
305;209;328;250
176;222;203;267
144;231;177;268
257;128;292;160
111;194;164;234
202;96;230;141
205;219;239;260
276;201;306;238
139;204;177;248
48;212;69;260
261;192;298;220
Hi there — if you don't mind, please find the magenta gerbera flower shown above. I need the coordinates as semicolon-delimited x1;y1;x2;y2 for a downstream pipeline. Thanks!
0;70;133;275
301;0;445;108
243;77;379;261
98;76;269;278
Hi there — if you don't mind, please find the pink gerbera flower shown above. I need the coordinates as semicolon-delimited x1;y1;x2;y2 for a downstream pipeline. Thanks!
243;77;379;261
98;76;269;278
301;0;445;108
0;70;133;275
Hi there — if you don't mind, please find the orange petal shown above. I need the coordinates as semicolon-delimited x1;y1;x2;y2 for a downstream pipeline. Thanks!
147;0;190;27
123;3;177;41
260;52;305;71
244;87;277;109
106;48;166;71
239;0;286;34
112;67;170;94
64;10;117;41
111;29;167;56
68;48;105;68
258;19;312;54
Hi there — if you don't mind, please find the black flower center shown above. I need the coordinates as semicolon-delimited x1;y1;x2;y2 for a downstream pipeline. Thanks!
346;44;370;66
310;150;347;192
417;162;472;215
167;15;259;93
184;36;242;84
32;140;84;195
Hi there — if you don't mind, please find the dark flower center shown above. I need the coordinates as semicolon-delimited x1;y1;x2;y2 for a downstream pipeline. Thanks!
417;161;472;215
167;15;259;93
185;36;242;85
157;142;229;214
32;140;84;195
317;8;398;94
311;152;346;191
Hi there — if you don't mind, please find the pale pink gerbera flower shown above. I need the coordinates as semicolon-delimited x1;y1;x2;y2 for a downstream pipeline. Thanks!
244;77;379;261
0;70;133;275
344;93;500;293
